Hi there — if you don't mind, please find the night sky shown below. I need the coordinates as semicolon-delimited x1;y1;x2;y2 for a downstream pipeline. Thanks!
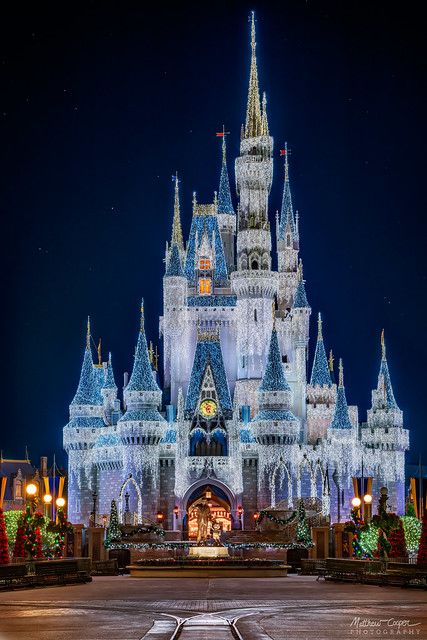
1;2;426;468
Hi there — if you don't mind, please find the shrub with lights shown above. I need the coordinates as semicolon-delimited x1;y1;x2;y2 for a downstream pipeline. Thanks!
0;507;10;564
417;512;427;564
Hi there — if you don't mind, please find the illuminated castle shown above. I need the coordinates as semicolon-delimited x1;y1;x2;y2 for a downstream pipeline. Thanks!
63;14;409;531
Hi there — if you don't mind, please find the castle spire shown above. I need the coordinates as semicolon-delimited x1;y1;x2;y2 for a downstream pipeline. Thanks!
260;326;290;392
102;352;117;390
310;312;332;386
217;127;235;215
71;318;95;405
377;330;398;409
278;143;296;239
126;299;160;393
292;260;309;308
244;11;262;139
330;358;353;429
171;173;184;252
261;91;269;136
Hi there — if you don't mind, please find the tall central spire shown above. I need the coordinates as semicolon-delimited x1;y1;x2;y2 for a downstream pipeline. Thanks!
245;11;262;139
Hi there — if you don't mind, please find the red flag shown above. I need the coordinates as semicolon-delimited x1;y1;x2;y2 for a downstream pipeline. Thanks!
280;149;286;156
216;132;225;137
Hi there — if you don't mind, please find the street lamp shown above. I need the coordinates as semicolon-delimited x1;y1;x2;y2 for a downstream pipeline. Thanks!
56;497;65;508
26;483;38;513
363;493;372;522
351;497;361;509
43;493;52;518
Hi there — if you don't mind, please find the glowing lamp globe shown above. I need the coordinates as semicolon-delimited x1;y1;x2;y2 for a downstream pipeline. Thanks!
43;494;53;504
26;483;37;496
363;494;372;504
351;497;361;508
56;497;66;508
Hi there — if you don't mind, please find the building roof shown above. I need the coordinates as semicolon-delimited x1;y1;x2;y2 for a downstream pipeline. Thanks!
278;143;295;239
165;242;184;277
184;211;228;286
185;332;232;415
102;354;117;390
260;327;290;392
126;300;161;394
310;313;332;386
217;136;235;215
71;347;95;405
330;360;353;430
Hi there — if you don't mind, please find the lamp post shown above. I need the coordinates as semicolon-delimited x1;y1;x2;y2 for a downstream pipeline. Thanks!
43;493;52;519
26;483;38;513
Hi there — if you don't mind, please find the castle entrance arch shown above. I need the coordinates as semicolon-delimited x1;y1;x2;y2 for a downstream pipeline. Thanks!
181;480;236;540
118;476;143;524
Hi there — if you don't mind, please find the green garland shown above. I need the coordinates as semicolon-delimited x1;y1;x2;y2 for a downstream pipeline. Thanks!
257;510;297;526
104;540;312;550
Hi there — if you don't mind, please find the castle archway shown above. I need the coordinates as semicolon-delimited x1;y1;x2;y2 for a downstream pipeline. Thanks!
181;479;237;539
118;476;143;524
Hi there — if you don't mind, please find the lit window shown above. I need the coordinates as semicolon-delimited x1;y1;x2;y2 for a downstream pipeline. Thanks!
199;259;211;270
199;278;212;295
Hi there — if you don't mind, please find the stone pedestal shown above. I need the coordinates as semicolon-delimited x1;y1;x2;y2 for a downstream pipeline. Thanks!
189;546;229;558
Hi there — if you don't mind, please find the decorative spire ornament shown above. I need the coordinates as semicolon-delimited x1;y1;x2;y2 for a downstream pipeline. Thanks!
140;298;145;333
381;328;386;360
86;316;91;350
329;349;334;372
97;338;102;366
245;11;262;138
338;358;344;387
171;172;184;252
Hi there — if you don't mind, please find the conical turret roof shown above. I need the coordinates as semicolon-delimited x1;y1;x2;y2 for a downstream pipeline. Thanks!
310;313;332;386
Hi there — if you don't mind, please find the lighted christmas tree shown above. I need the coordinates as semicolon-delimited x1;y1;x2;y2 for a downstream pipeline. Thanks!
106;500;121;545
295;501;312;546
388;522;407;559
349;507;365;558
12;523;26;559
48;508;73;558
0;507;10;565
376;527;391;558
417;512;427;564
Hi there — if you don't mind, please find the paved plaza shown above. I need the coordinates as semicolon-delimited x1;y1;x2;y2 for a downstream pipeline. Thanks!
0;575;426;640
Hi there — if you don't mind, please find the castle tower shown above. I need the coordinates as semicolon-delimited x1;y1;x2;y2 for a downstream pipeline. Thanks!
288;261;311;424
277;143;300;312
306;313;336;443
64;317;104;524
361;331;409;513
101;353;121;426
252;323;299;507
232;12;278;395
119;300;166;519
161;177;189;405
217;130;236;274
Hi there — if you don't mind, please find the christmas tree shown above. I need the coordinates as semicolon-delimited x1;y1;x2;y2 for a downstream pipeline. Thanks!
0;507;10;564
34;527;44;559
295;501;312;546
417;512;427;564
13;523;26;559
376;527;391;558
388;521;407;559
349;507;365;558
106;500;121;545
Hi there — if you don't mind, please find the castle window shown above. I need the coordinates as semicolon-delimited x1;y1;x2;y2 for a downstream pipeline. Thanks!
199;278;212;295
254;309;257;322
251;260;258;270
199;259;211;270
15;480;22;499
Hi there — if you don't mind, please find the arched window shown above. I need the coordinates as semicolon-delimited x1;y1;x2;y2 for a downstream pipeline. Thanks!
15;480;22;499
199;278;212;295
251;260;258;270
254;309;257;322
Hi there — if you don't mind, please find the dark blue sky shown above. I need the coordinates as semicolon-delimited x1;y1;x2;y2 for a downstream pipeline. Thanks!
1;2;425;467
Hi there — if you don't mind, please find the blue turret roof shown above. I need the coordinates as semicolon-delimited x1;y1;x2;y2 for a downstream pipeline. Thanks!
260;327;291;392
278;144;295;240
218;137;235;215
330;360;353;429
126;300;161;393
92;366;104;405
185;332;232;414
379;333;399;409
71;345;95;406
293;278;309;309
310;313;332;386
166;242;184;277
102;354;117;390
184;209;228;286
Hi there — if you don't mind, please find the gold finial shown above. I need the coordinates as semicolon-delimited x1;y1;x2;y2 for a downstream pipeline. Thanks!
245;11;262;138
329;349;334;372
317;312;323;340
381;328;386;359
172;172;184;251
221;124;227;163
154;345;159;372
97;338;102;366
86;316;91;350
140;298;145;333
338;358;344;387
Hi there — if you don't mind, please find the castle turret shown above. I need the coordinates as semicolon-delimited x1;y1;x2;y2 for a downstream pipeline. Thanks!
101;352;121;425
306;313;336;443
217;130;236;274
232;12;278;389
161;177;189;405
329;359;354;434
277;143;300;312
119;300;166;517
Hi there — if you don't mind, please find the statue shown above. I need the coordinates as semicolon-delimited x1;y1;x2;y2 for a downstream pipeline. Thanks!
193;498;211;544
211;519;222;546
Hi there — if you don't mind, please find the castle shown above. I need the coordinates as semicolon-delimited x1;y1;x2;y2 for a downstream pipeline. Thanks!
64;14;409;533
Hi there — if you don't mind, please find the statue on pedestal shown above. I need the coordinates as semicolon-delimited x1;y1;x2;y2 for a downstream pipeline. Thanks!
193;498;211;544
